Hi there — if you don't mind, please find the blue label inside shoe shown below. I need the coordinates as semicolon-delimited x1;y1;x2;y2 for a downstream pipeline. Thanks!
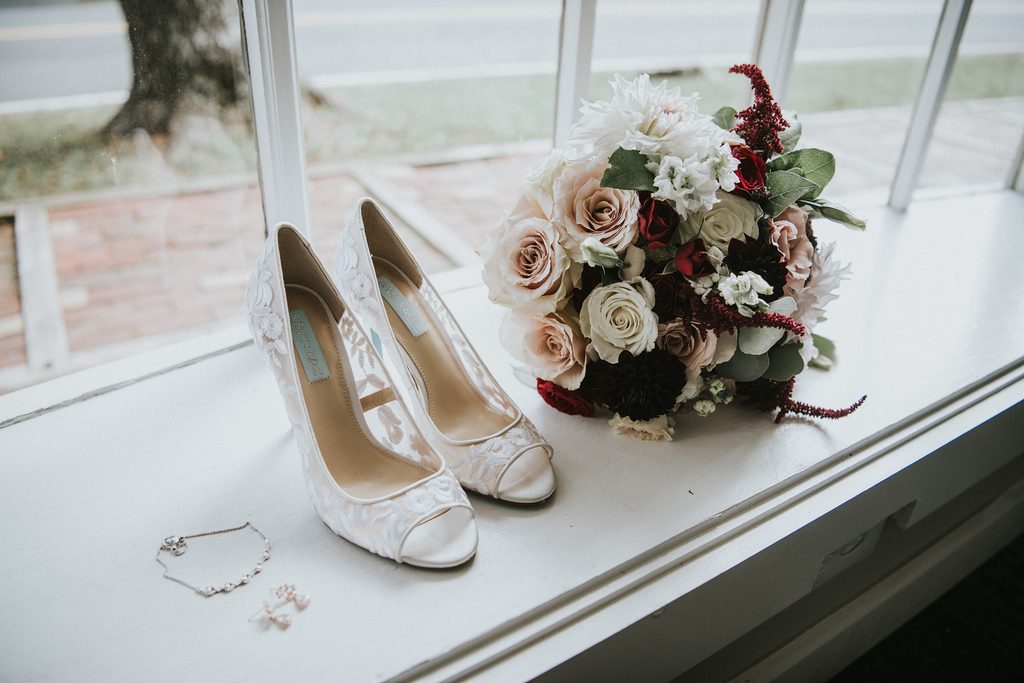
377;276;428;337
289;309;330;383
370;328;383;356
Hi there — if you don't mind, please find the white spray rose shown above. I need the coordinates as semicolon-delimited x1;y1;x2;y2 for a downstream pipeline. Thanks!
521;148;570;219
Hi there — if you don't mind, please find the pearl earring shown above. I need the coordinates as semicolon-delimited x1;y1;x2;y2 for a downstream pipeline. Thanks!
274;584;311;609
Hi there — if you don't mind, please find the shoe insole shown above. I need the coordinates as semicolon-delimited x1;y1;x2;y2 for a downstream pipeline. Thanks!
373;259;512;441
284;284;433;499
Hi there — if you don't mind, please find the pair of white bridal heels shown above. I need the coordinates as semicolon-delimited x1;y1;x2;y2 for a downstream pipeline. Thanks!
247;199;554;568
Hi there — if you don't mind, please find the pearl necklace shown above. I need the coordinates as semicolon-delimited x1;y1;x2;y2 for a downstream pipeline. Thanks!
155;522;271;597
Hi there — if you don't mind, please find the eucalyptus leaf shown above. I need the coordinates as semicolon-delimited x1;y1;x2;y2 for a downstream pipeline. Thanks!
600;148;656;191
762;342;806;381
779;113;802;153
712;106;737;130
799;197;867;230
677;216;701;244
715;349;770;382
763;170;818;217
767;148;835;198
646;246;676;264
737;297;798;355
739;326;784;356
812;333;837;362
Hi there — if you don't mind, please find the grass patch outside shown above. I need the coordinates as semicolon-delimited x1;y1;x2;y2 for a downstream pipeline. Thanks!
0;53;1021;202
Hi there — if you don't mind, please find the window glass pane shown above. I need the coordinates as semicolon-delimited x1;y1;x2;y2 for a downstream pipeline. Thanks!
785;0;945;200
587;1;760;98
918;0;1024;191
0;0;264;391
294;0;562;261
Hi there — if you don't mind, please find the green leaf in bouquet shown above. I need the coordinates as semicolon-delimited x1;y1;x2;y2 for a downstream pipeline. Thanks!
712;106;737;130
677;216;701;244
601;148;656;192
767;148;835;198
645;245;676;264
763;170;818;217
762;341;806;381
779;113;802;153
799;197;867;230
737;297;798;356
600;267;621;286
715;349;770;382
808;333;836;370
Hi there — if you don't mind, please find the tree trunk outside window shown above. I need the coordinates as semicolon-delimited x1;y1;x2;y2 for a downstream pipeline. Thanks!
102;0;247;139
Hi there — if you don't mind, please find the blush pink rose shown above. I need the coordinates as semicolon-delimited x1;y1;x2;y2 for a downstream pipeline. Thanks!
768;205;814;296
500;311;587;389
554;157;640;260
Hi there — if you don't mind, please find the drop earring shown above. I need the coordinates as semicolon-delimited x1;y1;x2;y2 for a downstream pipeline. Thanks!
274;584;311;609
250;600;292;630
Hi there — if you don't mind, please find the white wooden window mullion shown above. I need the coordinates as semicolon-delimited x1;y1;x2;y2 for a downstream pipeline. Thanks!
553;0;597;147
751;0;806;104
239;0;312;237
889;0;973;211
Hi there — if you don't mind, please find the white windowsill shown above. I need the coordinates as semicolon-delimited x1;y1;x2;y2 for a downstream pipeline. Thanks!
1;190;1022;681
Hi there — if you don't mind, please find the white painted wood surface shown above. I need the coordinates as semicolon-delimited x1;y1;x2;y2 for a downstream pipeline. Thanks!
1;191;1022;681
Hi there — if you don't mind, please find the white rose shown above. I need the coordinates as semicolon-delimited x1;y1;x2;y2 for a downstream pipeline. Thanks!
554;157;640;260
521;148;570;220
481;206;573;313
580;277;659;362
608;412;674;441
499;311;587;390
686;190;761;251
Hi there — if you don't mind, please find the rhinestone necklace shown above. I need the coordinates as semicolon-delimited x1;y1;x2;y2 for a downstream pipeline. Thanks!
155;521;270;597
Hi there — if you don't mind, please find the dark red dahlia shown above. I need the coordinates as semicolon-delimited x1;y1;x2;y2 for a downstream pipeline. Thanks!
729;64;789;156
722;236;787;301
581;349;686;421
536;378;594;417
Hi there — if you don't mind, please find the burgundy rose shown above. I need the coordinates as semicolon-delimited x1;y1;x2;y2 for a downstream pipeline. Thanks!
731;145;767;195
536;378;594;417
637;194;680;249
674;238;713;278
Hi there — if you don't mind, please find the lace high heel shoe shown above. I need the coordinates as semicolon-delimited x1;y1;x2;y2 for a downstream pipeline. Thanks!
333;199;556;504
247;223;477;567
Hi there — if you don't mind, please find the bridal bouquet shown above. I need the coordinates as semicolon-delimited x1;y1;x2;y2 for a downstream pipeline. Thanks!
482;65;866;441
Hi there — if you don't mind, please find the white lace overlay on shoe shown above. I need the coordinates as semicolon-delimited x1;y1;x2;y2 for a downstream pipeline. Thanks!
443;415;550;497
333;208;553;499
246;232;470;562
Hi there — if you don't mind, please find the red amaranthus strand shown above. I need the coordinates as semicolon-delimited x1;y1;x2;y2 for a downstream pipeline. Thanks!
729;63;789;156
739;377;866;423
705;292;807;338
